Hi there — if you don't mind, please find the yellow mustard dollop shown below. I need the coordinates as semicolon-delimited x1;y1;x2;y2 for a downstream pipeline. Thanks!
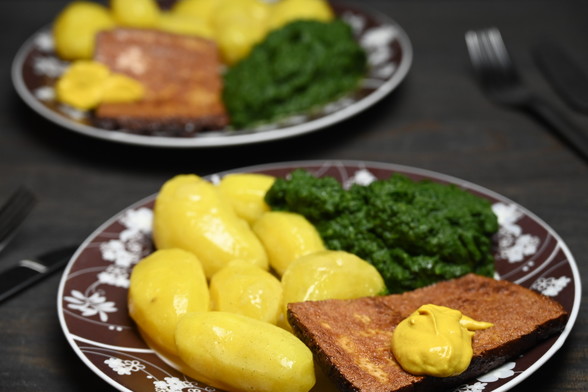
56;60;145;110
391;304;493;377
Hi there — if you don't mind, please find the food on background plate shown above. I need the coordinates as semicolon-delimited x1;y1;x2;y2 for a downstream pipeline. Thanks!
48;0;367;135
269;0;334;31
110;0;161;28
157;10;214;38
222;19;367;128
92;28;228;135
171;0;220;24
287;273;569;392
170;0;334;64
209;0;272;65
52;0;335;65
55;60;145;110
265;169;499;293
52;1;116;60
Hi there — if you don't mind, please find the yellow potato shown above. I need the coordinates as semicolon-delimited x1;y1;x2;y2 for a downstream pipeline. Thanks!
152;174;268;278
211;0;270;28
210;260;283;324
175;311;316;392
253;211;325;276
269;0;334;31
128;248;209;356
157;11;214;38
281;249;386;306
211;0;271;63
216;173;276;224
110;0;160;28
52;1;116;60
171;0;222;24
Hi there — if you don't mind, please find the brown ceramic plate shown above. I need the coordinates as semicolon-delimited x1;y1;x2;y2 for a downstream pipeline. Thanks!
11;2;412;148
57;160;580;392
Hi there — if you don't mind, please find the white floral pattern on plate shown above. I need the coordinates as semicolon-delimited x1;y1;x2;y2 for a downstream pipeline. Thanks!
57;160;581;392
64;290;117;322
11;2;412;148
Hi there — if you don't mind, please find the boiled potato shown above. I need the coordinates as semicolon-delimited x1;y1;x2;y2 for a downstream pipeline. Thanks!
211;0;271;64
152;174;268;278
216;173;276;224
253;211;325;276
171;0;222;25
157;11;214;38
52;1;116;60
175;311;316;392
128;248;209;356
110;0;160;28
210;260;283;324
269;0;334;31
281;249;386;306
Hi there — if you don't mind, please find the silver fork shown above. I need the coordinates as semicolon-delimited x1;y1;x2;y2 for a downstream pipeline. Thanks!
0;186;37;254
465;27;588;162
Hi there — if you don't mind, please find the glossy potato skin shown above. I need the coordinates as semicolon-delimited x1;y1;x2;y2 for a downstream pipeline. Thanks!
175;311;316;392
253;211;325;276
153;174;268;278
217;173;276;224
128;248;209;355
281;250;386;306
210;260;283;324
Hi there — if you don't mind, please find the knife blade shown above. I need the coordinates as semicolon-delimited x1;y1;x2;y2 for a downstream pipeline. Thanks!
533;41;588;113
0;245;77;304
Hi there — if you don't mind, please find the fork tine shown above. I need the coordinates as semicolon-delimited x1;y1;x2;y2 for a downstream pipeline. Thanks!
467;28;519;85
465;30;483;69
0;186;37;253
486;28;510;69
484;29;519;81
466;27;588;162
466;29;496;84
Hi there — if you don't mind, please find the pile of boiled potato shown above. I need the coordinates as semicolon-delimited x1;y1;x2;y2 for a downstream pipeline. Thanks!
53;0;334;64
129;173;385;392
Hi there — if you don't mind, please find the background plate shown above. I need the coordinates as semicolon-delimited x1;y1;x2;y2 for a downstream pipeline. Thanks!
57;160;580;392
11;2;412;148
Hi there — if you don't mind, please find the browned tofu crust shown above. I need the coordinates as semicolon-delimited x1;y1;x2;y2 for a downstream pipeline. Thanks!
288;273;569;392
93;28;229;136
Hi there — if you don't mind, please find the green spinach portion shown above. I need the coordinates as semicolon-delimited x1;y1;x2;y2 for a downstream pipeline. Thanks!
265;169;499;293
222;19;367;129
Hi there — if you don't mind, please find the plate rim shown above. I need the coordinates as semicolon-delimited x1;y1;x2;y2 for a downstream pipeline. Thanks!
11;3;413;148
57;159;581;392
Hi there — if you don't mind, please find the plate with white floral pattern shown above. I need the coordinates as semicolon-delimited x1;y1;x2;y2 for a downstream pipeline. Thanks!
11;1;412;148
57;160;580;392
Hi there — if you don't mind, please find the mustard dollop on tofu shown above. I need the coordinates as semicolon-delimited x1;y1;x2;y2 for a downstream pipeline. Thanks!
391;304;493;377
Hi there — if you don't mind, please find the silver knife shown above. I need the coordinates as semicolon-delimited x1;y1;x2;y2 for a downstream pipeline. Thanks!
0;245;77;303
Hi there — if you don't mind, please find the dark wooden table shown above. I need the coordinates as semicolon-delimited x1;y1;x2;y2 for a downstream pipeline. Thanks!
1;0;586;391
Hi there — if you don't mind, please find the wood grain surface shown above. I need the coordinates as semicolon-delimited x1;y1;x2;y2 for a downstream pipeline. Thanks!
0;0;586;391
